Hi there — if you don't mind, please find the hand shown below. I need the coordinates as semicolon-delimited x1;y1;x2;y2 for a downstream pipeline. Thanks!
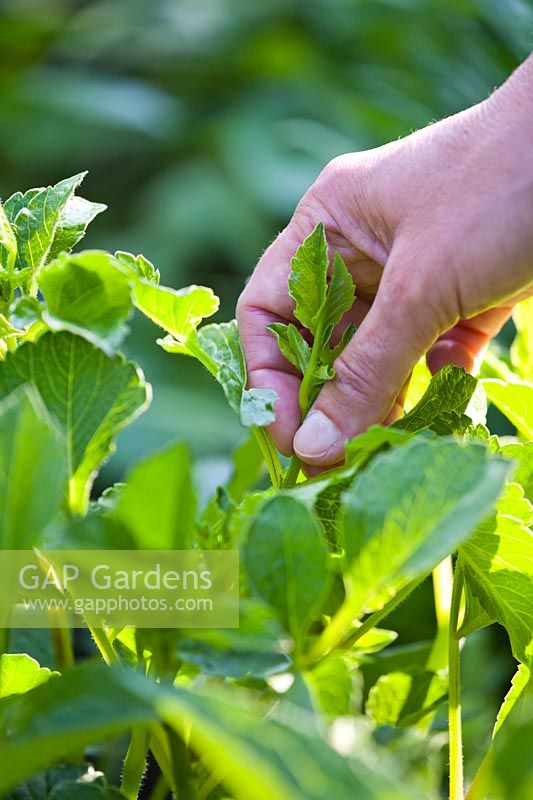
237;56;533;468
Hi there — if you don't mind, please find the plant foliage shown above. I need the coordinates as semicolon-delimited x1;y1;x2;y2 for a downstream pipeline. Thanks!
0;176;531;799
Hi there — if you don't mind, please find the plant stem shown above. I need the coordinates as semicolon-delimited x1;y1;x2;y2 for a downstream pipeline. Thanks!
464;746;493;800
90;625;120;666
121;726;149;800
427;556;454;672
166;726;198;800
253;426;283;488
283;323;326;490
308;578;420;663
49;618;75;670
282;454;301;488
449;560;464;800
149;723;178;795
149;773;169;800
298;321;324;415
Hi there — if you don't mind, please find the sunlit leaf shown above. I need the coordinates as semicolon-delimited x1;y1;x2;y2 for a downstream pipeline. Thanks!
0;385;66;549
39;251;132;354
0;333;150;514
0;655;59;699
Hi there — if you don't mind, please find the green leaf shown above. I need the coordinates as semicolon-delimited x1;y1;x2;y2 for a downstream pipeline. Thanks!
349;626;398;654
345;424;414;466
111;443;197;549
312;363;335;386
322;252;355;328
0;200;17;272
291;425;412;550
39;252;133;354
457;577;494;639
47;196;107;262
328;323;356;363
227;433;264;502
306;653;352;721
177;638;290;679
494;662;531;737
0;332;150;515
163;320;277;427
395;366;477;434
45;514;136;551
244;495;330;642
114;251;160;284
134;280;219;342
499;441;533;502
267;322;311;374
358;642;434;701
0;385;66;549
0;655;59;699
288;223;328;334
10;296;42;329
0;664;157;795
511;297;533;381
366;669;447;728
0;662;419;800
341;437;509;616
460;482;533;664
6;766;95;800
312;476;354;549
483;378;533;439
5;173;85;274
492;664;533;799
48;783;107;800
160;683;419;800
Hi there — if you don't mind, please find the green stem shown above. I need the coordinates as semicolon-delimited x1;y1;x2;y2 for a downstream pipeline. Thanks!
253;426;283;489
149;723;178;796
121;726;150;800
166;726;198;800
308;577;420;663
49;617;75;670
89;625;120;666
149;773;169;800
298;322;324;415
282;454;301;488
449;561;464;800
464;746;493;800
198;771;222;800
282;322;326;490
427;557;454;672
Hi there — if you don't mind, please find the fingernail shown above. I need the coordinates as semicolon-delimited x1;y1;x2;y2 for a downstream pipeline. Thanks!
293;411;342;461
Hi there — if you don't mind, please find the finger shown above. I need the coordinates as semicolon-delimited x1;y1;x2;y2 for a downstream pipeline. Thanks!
382;374;411;425
293;255;444;465
426;305;514;374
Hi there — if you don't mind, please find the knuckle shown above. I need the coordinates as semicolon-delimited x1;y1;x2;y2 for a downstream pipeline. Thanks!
318;154;358;185
333;350;380;407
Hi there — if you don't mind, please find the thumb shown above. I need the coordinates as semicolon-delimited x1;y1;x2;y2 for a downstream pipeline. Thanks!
293;266;444;466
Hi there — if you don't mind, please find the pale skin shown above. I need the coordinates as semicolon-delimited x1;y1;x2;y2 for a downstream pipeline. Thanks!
237;54;533;469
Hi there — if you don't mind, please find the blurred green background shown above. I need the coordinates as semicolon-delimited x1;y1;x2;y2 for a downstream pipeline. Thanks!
0;0;531;787
0;0;531;481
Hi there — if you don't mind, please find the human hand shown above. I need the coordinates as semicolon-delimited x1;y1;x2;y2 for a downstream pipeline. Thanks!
237;56;533;468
